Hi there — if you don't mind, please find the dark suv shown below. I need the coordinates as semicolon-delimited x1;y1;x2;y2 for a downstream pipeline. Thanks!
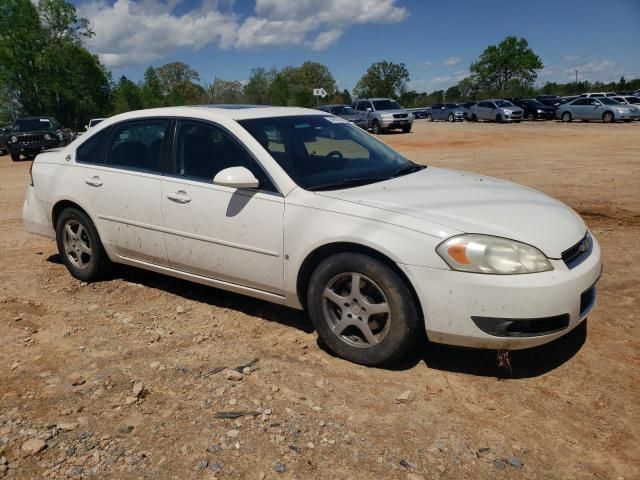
7;116;67;161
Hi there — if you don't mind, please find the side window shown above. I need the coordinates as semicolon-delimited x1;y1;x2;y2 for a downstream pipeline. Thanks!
432;104;442;109
355;102;365;111
589;99;600;106
104;120;169;173
76;128;110;164
175;120;276;192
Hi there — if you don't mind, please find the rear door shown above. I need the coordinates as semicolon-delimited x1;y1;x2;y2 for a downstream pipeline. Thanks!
77;119;170;265
431;104;443;120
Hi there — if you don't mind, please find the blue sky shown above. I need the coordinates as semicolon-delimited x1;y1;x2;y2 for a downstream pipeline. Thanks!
73;0;640;91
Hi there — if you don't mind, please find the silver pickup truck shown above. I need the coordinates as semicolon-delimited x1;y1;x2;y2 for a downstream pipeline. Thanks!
352;98;414;134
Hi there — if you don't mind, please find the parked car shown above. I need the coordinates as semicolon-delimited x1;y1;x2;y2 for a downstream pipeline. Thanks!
406;107;429;119
6;116;68;161
536;95;565;108
578;92;617;98
468;100;524;122
317;104;367;128
23;106;602;365
513;99;555;120
352;98;414;134
556;97;634;123
86;118;105;130
0;126;11;154
611;96;640;120
460;102;477;120
426;103;466;122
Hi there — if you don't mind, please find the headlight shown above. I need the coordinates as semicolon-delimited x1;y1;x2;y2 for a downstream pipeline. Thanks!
11;136;17;143
380;113;393;119
44;133;51;140
537;109;544;113
503;109;512;114
436;234;553;275
616;108;628;113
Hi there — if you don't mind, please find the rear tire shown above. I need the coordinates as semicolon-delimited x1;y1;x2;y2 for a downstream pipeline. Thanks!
471;114;478;122
55;208;110;282
602;111;614;123
425;113;433;122
307;253;421;366
11;152;20;162
561;111;572;122
527;112;535;121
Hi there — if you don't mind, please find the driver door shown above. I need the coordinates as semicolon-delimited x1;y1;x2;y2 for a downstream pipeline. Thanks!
160;119;285;294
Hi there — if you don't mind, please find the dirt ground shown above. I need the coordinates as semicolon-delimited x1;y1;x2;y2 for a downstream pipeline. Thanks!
1;120;639;480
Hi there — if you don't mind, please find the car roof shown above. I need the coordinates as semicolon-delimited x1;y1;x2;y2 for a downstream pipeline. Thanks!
90;106;326;127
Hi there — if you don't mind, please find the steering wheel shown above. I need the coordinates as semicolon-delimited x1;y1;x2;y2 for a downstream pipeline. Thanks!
325;150;344;160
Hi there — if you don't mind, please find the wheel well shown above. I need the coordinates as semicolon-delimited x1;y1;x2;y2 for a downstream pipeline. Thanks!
602;110;614;118
52;200;87;228
296;242;424;319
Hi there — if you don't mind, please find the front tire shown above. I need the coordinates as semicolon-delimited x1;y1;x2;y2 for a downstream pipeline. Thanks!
561;111;572;122
55;208;110;282
496;114;503;123
527;112;535;121
425;114;433;122
471;114;478;122
447;113;454;122
307;253;421;366
402;124;412;133
372;120;385;135
11;152;20;162
602;111;614;123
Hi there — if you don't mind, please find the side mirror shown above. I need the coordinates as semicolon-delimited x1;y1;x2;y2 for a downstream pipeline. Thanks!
84;125;89;130
213;166;259;189
441;106;445;110
366;107;372;112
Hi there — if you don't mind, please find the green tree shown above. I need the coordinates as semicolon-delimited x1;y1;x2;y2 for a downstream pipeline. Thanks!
140;67;165;108
156;61;203;105
470;36;543;94
0;0;109;129
353;61;410;99
111;76;143;114
243;67;276;105
204;78;244;104
444;85;462;102
37;0;93;44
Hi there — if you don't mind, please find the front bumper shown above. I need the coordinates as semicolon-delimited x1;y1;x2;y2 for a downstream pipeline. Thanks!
380;118;414;129
400;235;602;350
8;139;60;156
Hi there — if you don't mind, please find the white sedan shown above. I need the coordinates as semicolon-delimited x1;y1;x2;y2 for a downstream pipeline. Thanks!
23;106;602;365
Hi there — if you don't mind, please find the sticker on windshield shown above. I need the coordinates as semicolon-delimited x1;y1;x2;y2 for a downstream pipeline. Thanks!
324;116;349;124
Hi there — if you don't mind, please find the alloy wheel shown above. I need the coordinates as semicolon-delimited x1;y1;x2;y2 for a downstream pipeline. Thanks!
322;272;391;349
62;219;93;270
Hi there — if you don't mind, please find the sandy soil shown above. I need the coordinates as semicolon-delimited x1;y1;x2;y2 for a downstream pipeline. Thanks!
1;120;638;479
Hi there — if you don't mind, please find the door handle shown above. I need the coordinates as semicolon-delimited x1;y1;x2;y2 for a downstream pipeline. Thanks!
166;191;191;204
84;176;103;187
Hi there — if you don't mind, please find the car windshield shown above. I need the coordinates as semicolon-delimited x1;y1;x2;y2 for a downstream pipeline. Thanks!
13;119;53;132
372;100;401;110
625;97;640;104
527;100;546;107
495;100;514;107
445;104;459;109
330;106;356;115
239;115;422;191
600;98;619;105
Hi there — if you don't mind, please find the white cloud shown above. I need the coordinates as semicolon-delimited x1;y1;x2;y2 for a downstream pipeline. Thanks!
443;56;462;66
78;0;409;67
564;59;617;75
563;54;580;62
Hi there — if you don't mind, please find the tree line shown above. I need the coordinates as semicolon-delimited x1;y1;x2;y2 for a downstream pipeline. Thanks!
1;0;638;129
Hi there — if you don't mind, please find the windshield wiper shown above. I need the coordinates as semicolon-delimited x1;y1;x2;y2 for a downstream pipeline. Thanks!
308;176;393;191
394;163;426;177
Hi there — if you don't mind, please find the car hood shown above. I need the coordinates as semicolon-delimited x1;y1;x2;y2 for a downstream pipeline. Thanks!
316;167;586;258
